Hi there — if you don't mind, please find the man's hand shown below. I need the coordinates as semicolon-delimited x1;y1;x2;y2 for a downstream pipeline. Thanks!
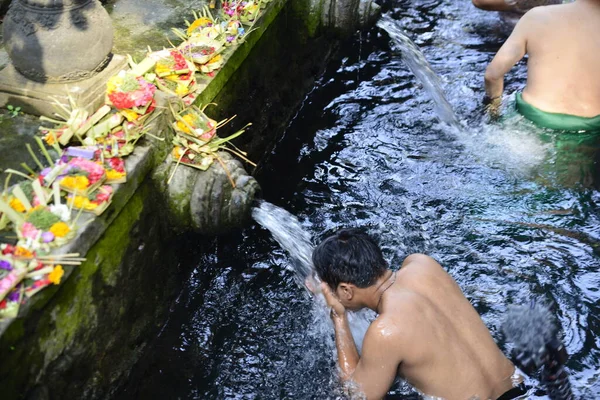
320;282;346;318
484;96;502;119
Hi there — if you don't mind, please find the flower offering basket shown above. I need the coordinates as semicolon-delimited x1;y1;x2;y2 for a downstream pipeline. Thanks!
0;244;85;321
67;185;114;216
106;70;157;122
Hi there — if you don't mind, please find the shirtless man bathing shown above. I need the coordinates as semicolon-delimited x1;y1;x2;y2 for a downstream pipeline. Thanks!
484;0;600;131
312;228;523;400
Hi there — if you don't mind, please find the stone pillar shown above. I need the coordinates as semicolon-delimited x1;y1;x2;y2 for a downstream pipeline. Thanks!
311;0;381;36
0;0;127;116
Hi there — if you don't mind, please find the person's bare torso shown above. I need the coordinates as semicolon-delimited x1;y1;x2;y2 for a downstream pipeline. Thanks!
522;0;600;116
377;255;515;400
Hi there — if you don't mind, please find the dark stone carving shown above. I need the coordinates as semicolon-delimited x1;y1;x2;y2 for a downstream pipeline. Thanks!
3;0;114;83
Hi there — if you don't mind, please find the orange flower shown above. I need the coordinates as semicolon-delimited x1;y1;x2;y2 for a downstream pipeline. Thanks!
49;222;70;238
14;246;33;258
48;265;64;285
44;133;57;146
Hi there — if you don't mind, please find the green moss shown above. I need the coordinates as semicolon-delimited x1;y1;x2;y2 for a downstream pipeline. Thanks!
290;0;324;38
0;185;149;398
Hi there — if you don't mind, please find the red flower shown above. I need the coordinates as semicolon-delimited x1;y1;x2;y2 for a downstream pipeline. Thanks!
171;51;188;71
108;157;125;173
0;300;6;309
108;92;136;109
2;245;15;255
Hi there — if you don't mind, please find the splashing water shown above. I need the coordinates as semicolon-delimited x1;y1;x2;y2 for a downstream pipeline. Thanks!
377;14;462;130
252;201;375;352
251;201;315;287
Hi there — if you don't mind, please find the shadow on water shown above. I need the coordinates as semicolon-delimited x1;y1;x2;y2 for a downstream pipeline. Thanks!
114;0;600;399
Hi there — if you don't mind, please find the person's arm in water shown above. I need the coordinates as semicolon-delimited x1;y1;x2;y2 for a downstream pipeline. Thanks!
484;11;531;114
322;284;400;399
472;0;516;11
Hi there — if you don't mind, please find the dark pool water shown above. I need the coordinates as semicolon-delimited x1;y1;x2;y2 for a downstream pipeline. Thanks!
115;0;600;398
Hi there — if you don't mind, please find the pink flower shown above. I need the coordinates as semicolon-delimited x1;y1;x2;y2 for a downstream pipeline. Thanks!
21;222;40;239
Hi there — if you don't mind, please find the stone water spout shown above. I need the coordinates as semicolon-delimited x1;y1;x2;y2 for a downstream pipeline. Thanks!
311;0;381;35
155;152;261;236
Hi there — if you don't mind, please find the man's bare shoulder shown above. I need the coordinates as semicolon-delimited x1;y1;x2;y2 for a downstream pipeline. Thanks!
400;253;444;275
519;1;567;23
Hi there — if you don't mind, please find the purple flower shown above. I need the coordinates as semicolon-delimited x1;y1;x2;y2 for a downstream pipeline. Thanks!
42;231;55;243
0;260;12;271
7;290;19;302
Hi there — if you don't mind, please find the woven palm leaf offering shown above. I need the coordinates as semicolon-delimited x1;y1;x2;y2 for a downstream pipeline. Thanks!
174;7;227;43
67;185;114;216
106;70;157;123
0;186;79;252
0;243;85;320
149;49;198;99
168;102;256;186
39;155;107;196
178;37;224;67
222;1;262;25
61;146;127;184
39;94;113;149
221;19;246;46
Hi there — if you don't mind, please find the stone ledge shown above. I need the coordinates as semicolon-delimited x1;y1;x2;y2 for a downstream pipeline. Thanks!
0;0;286;337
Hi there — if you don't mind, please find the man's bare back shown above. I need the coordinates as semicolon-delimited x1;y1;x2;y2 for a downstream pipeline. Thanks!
371;254;515;399
312;229;519;400
485;0;600;117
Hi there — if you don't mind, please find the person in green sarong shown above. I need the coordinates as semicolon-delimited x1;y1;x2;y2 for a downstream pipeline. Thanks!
484;0;600;132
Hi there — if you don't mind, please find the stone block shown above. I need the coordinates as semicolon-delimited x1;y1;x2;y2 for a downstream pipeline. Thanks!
0;54;127;117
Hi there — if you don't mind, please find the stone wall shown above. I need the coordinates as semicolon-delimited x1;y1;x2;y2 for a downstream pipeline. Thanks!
0;0;377;397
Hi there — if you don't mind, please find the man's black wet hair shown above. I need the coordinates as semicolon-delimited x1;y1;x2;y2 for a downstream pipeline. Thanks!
312;228;388;289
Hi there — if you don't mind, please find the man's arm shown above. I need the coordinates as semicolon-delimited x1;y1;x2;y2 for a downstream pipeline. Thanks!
322;285;400;399
346;320;402;399
484;14;530;101
472;0;516;12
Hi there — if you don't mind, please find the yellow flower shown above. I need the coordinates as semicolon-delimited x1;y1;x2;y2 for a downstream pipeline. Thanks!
61;176;90;191
208;54;222;65
120;109;140;122
172;147;183;159
187;17;212;36
49;222;70;238
175;84;189;96
106;75;123;94
176;114;196;134
155;64;173;76
9;198;25;213
106;169;125;181
48;265;64;285
70;195;96;210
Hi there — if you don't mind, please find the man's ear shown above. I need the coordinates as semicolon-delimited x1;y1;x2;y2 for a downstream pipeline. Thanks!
338;283;354;301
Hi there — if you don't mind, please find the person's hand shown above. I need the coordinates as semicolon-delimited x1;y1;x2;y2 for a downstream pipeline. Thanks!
320;282;346;319
484;96;502;120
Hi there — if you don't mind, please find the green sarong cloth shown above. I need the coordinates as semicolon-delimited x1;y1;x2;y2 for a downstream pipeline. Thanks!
515;92;600;132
